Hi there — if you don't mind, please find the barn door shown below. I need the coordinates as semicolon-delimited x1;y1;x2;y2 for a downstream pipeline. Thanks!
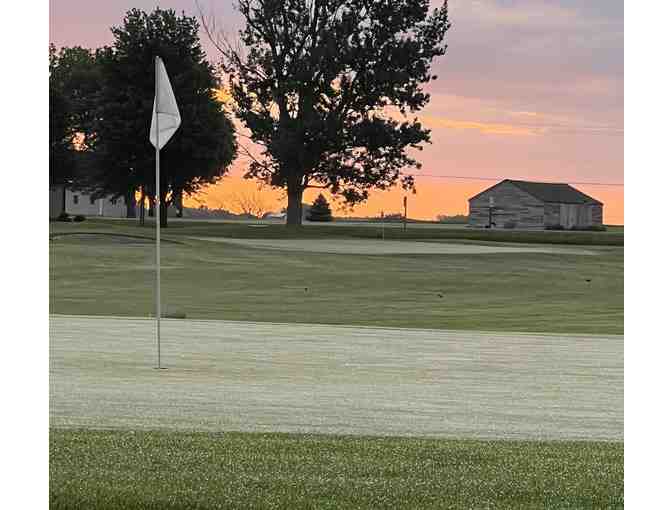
578;206;591;227
560;204;579;228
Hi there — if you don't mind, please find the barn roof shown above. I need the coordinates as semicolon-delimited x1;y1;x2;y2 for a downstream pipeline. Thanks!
469;179;603;205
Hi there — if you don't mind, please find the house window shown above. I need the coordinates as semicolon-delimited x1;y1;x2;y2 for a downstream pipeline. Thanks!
90;196;96;205
73;195;79;205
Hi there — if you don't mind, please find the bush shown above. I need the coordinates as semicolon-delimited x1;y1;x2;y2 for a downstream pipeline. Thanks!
437;214;468;224
73;215;86;222
307;194;333;222
545;224;606;232
55;212;72;222
570;225;607;232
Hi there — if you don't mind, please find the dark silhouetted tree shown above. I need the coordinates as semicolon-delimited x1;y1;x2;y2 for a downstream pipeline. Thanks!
49;78;73;190
49;45;100;150
92;8;237;226
49;44;100;190
205;0;450;224
307;194;333;222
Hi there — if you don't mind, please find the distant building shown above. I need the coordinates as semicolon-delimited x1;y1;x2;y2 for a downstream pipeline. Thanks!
49;185;184;220
468;179;603;229
67;189;127;217
49;186;127;219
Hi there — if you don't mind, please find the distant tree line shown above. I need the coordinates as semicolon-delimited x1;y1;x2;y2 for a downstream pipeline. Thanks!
437;214;468;224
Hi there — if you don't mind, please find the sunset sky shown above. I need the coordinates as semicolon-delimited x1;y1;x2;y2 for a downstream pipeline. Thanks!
50;0;624;223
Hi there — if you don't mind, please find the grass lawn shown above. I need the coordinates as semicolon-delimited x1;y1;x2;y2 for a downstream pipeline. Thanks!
50;429;623;510
51;217;624;244
50;219;623;334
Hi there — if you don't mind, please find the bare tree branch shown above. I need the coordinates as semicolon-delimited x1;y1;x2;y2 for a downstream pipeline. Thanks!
222;188;274;218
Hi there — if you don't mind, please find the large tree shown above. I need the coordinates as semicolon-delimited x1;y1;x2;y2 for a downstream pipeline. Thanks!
92;8;237;226
49;45;100;150
49;44;99;189
209;0;449;224
49;73;73;190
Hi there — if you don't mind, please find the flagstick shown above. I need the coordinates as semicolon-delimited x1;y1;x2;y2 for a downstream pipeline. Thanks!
155;56;162;370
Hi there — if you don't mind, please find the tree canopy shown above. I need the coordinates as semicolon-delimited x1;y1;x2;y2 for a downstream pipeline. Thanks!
91;8;237;226
49;44;99;187
49;76;73;188
213;0;450;224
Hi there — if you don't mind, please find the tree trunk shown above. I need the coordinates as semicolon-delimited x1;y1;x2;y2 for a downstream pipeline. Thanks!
160;195;168;228
61;185;66;216
286;177;304;226
148;197;154;217
125;189;137;218
139;187;146;226
174;189;183;218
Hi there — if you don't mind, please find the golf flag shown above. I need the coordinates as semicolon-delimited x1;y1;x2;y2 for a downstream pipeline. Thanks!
150;56;181;370
150;57;181;149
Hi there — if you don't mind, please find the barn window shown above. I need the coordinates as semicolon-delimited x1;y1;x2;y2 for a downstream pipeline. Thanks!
90;196;96;205
73;195;79;204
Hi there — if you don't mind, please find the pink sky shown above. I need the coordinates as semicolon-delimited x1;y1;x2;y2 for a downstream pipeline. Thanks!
50;0;624;223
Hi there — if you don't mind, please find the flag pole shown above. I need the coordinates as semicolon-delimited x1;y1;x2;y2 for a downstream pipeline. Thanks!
155;56;162;369
151;56;179;371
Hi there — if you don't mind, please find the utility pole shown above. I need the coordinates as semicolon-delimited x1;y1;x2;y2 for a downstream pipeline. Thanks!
381;210;385;240
403;196;408;232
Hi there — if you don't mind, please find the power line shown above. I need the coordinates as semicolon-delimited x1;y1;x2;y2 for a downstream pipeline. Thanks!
480;121;623;133
404;174;624;187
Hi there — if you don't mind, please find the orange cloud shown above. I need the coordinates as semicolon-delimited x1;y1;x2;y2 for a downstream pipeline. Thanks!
419;116;542;136
508;110;540;118
385;105;541;136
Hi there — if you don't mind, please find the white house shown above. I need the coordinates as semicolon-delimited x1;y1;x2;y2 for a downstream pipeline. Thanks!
49;186;127;219
67;189;127;217
50;185;183;219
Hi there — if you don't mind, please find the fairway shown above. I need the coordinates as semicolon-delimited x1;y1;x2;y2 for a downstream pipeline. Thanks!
49;221;624;334
192;236;598;255
50;315;623;440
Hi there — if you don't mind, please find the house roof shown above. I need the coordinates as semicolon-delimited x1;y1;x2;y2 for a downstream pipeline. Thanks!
469;179;603;205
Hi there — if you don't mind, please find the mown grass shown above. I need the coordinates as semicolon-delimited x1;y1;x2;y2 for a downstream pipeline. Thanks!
49;220;623;334
50;217;624;245
50;429;623;510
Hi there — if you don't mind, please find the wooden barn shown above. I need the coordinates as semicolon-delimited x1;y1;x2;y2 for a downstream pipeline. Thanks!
468;179;603;229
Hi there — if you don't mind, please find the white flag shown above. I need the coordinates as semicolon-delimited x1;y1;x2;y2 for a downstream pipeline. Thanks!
150;57;181;150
